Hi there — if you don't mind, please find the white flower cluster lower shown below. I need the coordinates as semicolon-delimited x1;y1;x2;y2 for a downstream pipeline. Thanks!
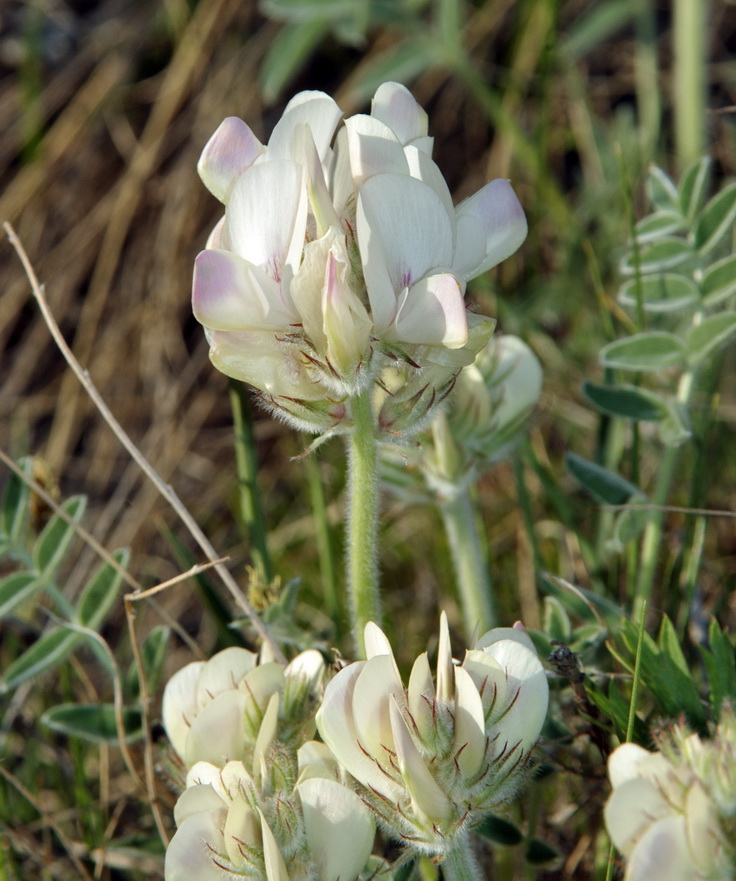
605;706;736;881
161;617;549;879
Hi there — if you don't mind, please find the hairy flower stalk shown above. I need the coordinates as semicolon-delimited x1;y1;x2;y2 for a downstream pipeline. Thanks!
383;335;542;639
604;706;736;881
316;613;549;860
192;82;527;659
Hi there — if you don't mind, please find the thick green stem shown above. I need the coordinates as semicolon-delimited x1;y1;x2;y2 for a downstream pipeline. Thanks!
673;0;707;168
439;488;494;640
633;368;695;619
442;838;483;881
346;387;381;657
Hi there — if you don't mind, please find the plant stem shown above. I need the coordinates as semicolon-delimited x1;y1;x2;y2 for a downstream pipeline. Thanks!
346;387;381;657
633;368;696;619
440;488;494;640
229;381;273;584
673;0;707;167
442;838;483;881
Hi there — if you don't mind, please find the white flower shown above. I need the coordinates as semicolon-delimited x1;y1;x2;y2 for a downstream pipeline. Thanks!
315;613;548;855
165;748;375;881
192;82;527;438
604;712;736;881
162;646;325;771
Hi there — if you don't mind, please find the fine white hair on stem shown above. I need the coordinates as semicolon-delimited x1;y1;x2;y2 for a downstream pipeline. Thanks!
3;221;284;663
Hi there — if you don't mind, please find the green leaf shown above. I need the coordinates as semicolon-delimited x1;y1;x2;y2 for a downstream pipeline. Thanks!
620;237;694;275
646;165;680;212
702;254;736;307
565;452;641;505
679;156;712;223
475;813;523;845
1;456;33;543
701;619;736;719
40;703;143;743
634;210;686;244
1;627;83;692
687;311;736;365
657;616;706;725
0;571;42;620
543;596;571;643
608;504;650;550
541;573;623;629
618;273;699;313
694;182;736;255
600;332;685;371
76;548;129;630
582;381;667;421
259;19;332;104
32;495;86;577
524;839;560;866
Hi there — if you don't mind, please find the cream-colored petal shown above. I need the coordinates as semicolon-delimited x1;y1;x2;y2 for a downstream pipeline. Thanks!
252;692;280;780
259;810;290;881
299;777;375;881
604;776;673;856
196;647;258;708
452;666;487;778
436;611;454;703
162;661;205;758
173;783;226;826
165;810;227;881
407;652;435;743
389;697;452;822
185;690;248;767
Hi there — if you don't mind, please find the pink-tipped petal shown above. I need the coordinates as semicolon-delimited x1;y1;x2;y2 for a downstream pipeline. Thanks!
193;249;296;331
197;117;264;202
454;178;528;280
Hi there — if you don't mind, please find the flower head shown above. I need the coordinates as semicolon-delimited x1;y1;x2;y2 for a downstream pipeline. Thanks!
315;613;548;855
162;646;325;772
192;83;526;439
605;707;736;881
165;746;375;881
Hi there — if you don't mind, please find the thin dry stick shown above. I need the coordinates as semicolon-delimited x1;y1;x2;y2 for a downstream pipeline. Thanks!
122;559;225;850
4;222;285;663
0;765;96;881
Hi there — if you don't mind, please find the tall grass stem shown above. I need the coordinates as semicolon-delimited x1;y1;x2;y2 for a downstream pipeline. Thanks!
229;381;273;584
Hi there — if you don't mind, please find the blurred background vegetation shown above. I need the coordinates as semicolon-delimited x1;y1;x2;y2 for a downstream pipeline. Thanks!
1;0;735;878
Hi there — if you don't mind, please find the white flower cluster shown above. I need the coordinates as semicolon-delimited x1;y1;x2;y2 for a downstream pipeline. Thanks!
605;707;736;881
316;613;548;856
193;82;527;437
162;618;549;878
